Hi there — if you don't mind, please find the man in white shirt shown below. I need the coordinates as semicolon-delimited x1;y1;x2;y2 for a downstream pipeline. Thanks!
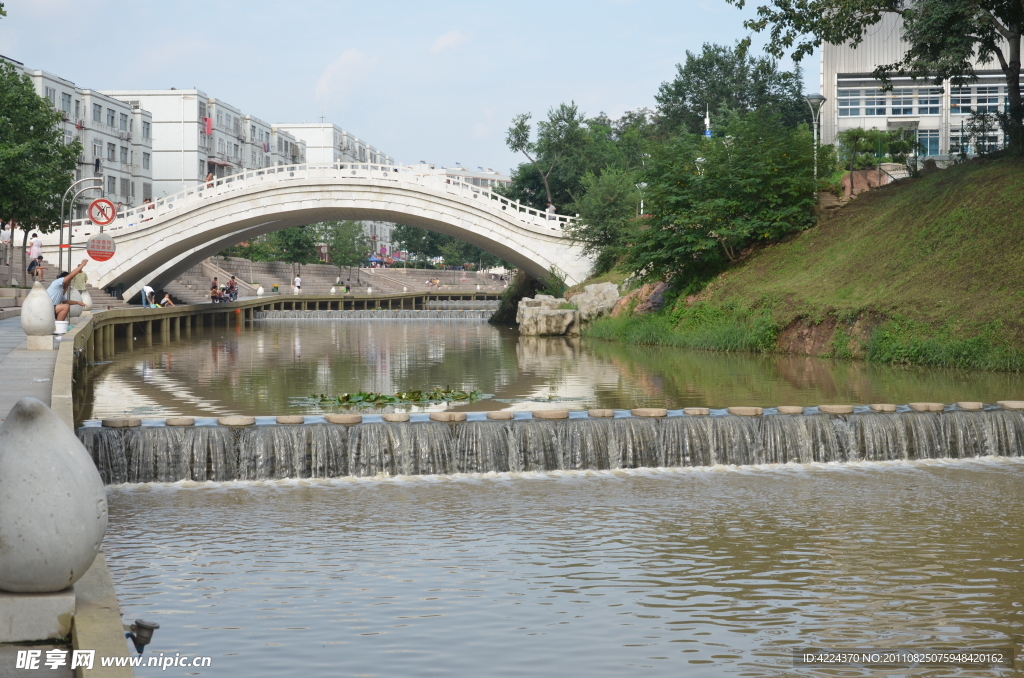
0;222;11;265
47;259;89;321
141;284;155;306
293;275;301;293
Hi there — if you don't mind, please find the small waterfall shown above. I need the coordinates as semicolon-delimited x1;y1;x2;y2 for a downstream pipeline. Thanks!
77;408;1024;484
254;310;490;320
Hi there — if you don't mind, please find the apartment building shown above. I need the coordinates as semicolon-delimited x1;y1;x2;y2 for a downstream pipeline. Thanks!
2;56;154;214
272;123;394;165
820;13;1018;157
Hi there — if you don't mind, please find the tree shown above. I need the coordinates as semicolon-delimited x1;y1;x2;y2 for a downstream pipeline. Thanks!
626;112;817;288
654;42;806;136
317;221;371;267
0;60;80;284
565;168;641;274
505;102;586;207
728;0;1024;151
391;223;505;269
269;226;319;264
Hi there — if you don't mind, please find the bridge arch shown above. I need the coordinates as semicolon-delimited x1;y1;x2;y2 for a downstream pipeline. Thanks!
40;164;593;301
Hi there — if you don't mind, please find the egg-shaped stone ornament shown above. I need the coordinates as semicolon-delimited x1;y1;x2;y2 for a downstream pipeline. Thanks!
68;288;83;319
0;398;107;592
80;289;93;312
20;282;55;336
256;286;264;298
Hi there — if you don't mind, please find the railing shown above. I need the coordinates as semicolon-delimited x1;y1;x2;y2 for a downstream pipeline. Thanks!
51;162;577;245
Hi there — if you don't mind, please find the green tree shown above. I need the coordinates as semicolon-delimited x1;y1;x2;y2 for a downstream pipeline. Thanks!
391;223;505;269
0;60;80;284
626;112;817;288
505;102;587;207
727;0;1024;151
314;221;371;267
269;226;318;264
565;168;641;274
655;42;806;136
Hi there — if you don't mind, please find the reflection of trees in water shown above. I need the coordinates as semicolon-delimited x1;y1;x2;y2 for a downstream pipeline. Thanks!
583;340;1023;408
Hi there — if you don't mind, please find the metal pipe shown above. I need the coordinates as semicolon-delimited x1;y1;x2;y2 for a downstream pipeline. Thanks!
59;177;101;271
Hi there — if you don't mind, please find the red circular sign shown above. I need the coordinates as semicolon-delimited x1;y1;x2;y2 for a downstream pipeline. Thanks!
88;198;116;226
86;234;116;262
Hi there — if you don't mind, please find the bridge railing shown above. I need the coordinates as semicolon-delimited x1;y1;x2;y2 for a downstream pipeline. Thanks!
55;163;577;245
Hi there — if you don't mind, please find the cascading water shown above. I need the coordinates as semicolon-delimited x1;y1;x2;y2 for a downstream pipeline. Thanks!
77;409;1024;484
254;310;490;320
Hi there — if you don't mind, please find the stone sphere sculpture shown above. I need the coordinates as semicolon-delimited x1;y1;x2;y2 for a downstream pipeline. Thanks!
0;398;107;592
20;282;55;336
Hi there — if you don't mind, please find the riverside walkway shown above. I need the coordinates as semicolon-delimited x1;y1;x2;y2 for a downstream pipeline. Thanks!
0;316;57;424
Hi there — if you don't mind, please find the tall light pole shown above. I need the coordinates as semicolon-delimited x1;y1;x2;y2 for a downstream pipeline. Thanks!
804;93;827;182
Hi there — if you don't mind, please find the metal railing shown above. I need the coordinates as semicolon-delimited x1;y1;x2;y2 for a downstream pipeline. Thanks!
49;162;577;245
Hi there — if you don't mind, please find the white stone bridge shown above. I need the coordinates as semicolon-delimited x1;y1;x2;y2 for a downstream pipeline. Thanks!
40;163;593;301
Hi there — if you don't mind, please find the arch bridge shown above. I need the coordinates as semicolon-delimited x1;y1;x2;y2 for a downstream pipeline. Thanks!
39;163;593;301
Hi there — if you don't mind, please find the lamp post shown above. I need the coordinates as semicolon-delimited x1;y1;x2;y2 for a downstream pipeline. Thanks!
635;182;648;216
804;93;827;182
59;177;102;271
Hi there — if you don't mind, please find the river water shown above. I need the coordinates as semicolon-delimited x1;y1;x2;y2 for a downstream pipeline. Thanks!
106;459;1024;677
79;319;1024;421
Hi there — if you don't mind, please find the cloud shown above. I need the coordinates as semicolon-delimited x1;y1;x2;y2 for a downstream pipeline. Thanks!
315;49;379;103
430;30;470;54
471;106;498;140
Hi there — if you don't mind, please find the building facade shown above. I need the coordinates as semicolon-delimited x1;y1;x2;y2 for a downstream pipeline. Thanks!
272;123;394;165
2;56;155;215
820;14;1017;157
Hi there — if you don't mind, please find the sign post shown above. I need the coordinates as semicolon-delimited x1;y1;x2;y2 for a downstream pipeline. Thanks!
87;199;116;229
86;234;116;262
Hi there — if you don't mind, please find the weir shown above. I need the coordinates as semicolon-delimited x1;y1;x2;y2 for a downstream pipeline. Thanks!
77;408;1024;484
254;310;491;320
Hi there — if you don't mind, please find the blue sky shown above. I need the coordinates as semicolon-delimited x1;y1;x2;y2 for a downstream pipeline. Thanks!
0;0;817;173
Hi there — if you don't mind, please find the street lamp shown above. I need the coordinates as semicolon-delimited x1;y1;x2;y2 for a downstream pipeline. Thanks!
805;93;827;182
635;182;648;216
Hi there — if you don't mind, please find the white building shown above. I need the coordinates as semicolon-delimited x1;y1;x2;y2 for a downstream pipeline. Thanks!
2;55;155;214
272;123;394;165
821;14;1017;157
101;89;307;197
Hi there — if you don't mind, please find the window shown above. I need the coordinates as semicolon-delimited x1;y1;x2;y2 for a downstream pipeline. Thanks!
44;87;56;105
864;90;886;116
950;87;972;114
233;143;239;157
120;178;130;197
107;142;116;161
218;139;225;154
216;112;223;126
106;108;116;127
277;138;282;151
74;100;80;119
119;113;128;131
143;183;153;201
199;103;207;119
917;88;941;115
120;146;128;164
250;124;256;141
61;93;72;114
142;152;151;170
918;129;940;156
976;86;1000;113
142;121;151;138
92;103;102;122
92;139;103;157
891;88;914;115
251;151;256;165
106;175;116;195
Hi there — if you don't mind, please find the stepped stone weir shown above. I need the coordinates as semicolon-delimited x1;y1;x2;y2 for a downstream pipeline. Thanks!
254;310;491;320
77;407;1024;485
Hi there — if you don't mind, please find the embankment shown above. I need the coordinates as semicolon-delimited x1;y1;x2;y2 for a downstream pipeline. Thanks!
589;156;1024;370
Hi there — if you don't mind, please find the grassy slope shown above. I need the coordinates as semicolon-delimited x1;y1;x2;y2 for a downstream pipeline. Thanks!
706;156;1024;337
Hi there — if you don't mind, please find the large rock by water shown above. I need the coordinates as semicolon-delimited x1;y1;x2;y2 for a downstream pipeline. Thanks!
517;295;579;335
0;398;107;592
570;282;619;323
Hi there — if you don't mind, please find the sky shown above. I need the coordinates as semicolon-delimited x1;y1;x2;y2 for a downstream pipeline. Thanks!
0;0;818;174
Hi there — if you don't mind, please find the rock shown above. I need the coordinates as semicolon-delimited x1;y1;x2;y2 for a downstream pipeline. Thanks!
870;404;897;413
728;406;763;416
611;282;670;317
101;418;141;428
218;416;255;426
486;411;514;420
588;409;614;418
908;402;944;412
571;282;619;323
684;408;710;416
516;295;562;324
326;413;362;425
165;417;194;426
20;282;55;338
382;413;409;422
631;408;667;417
777;406;804;415
532;410;569;419
516;295;579;335
276;415;304;424
0;398;107;592
998;400;1024;410
430;412;467;422
819;405;854;415
956;402;983;411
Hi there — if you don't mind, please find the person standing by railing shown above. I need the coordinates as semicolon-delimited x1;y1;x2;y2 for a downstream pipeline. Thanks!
546;202;556;220
0;221;11;266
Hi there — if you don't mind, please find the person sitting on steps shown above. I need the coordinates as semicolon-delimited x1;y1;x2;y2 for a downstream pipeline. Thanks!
47;259;89;322
27;255;45;282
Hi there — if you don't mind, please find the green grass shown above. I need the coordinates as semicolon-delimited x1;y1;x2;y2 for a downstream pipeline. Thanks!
585;155;1024;371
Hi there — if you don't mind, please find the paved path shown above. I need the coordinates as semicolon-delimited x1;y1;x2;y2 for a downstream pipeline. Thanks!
0;317;57;425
